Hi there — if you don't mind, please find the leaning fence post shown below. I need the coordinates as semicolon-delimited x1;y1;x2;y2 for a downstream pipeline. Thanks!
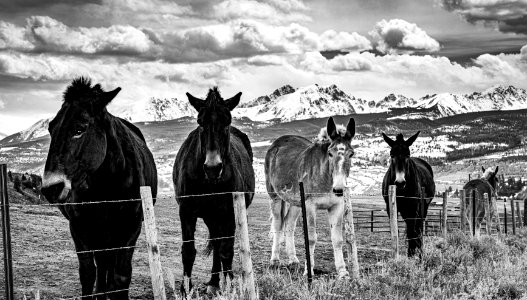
516;201;522;229
299;182;313;288
484;193;491;234
0;164;14;300
388;185;399;259
140;186;167;300
233;192;257;300
343;188;359;280
460;190;465;231
511;198;516;235
442;192;448;238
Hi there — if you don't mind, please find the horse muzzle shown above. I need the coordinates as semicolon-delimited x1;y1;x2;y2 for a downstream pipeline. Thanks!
332;188;344;197
203;163;223;181
41;172;72;203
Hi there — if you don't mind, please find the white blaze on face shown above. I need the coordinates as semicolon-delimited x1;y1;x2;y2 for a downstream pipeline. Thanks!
395;171;405;184
204;150;222;167
42;172;72;201
333;143;347;190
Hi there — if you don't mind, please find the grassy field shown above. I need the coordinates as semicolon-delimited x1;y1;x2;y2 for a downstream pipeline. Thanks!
4;185;527;300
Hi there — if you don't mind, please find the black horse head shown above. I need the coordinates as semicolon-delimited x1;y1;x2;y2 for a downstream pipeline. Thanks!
41;77;121;203
323;117;355;196
482;166;499;190
186;87;241;182
382;131;420;189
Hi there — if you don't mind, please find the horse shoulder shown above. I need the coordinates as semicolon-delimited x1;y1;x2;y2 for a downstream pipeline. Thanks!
118;117;147;143
230;126;253;162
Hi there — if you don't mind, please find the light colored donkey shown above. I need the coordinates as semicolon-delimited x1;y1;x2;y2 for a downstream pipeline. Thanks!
264;117;355;278
463;166;501;238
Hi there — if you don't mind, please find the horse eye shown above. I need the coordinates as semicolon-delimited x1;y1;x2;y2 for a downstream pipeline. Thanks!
73;125;87;138
328;152;333;157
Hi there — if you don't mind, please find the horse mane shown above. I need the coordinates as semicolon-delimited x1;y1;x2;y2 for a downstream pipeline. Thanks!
63;76;104;103
395;133;404;142
314;125;347;144
205;86;222;106
230;126;253;162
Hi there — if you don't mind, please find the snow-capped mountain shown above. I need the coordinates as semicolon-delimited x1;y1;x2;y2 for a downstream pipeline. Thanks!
375;94;418;112
396;85;527;119
0;132;6;140
0;118;51;145
239;85;296;108
111;97;195;122
234;84;359;122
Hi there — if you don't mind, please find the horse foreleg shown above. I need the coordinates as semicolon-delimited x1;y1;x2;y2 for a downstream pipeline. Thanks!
94;252;109;300
270;199;284;266
112;225;141;300
203;218;221;294
219;219;236;283
179;208;197;297
284;205;301;265
328;202;348;278
303;203;317;276
77;252;96;298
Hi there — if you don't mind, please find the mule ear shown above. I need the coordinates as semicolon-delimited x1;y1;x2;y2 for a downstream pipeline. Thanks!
495;166;499;174
482;166;486;173
327;117;338;140
225;92;242;111
344;118;355;140
405;131;420;146
98;87;121;109
187;92;204;112
382;132;395;147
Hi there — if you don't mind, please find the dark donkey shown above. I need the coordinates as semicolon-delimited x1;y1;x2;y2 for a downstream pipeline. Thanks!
173;87;255;295
41;77;157;299
382;132;435;256
463;166;501;238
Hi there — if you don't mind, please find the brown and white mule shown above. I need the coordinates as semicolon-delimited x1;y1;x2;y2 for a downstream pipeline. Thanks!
265;117;355;278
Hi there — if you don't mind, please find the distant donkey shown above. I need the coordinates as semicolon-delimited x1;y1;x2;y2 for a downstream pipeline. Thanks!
463;166;501;238
173;87;255;296
41;77;157;300
382;131;436;257
265;117;356;278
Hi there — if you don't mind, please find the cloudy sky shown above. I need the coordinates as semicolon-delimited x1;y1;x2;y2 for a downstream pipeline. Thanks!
0;0;526;134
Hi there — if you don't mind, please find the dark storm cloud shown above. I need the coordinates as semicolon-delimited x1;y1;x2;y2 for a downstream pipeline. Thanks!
440;0;527;34
0;0;102;13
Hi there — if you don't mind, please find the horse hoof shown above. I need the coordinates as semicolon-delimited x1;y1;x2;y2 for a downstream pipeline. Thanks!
337;270;350;279
270;258;280;267
206;284;221;296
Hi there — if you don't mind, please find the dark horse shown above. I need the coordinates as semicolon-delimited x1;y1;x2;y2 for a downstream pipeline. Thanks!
173;87;255;295
463;166;501;238
41;77;157;299
382;132;435;256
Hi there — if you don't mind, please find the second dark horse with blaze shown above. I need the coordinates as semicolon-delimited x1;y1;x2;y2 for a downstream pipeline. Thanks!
382;132;435;256
173;87;255;295
41;77;157;299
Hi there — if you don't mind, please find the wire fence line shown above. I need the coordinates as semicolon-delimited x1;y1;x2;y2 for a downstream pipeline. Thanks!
5;185;525;299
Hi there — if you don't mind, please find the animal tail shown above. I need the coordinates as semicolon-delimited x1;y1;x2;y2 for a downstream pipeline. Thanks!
268;200;289;242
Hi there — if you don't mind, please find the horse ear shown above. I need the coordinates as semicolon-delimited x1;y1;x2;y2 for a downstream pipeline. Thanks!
225;92;242;111
405;131;420;146
482;166;486;173
98;87;121;110
344;118;355;140
495;166;499;174
187;92;204;112
326;117;338;140
382;132;395;147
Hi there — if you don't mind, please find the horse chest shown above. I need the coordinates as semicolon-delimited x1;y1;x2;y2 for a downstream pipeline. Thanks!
308;194;343;209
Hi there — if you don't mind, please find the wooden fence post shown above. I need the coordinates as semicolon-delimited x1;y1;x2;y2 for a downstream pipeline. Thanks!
371;211;374;233
504;204;508;235
343;188;359;280
140;186;167;300
0;164;14;300
460;190;465;231
511;199;516;235
484;193;490;234
421;187;426;237
491;196;502;234
299;182;313;288
233;192;257;300
389;185;399;259
442;192;448;238
516;201;522;229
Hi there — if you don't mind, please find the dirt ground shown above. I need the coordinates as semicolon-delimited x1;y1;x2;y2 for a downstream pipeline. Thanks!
1;192;501;299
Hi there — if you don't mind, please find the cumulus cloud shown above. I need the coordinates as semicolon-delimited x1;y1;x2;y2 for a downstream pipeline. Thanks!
369;19;441;54
0;16;156;56
0;98;5;109
212;0;310;23
521;44;527;60
297;51;372;72
247;55;286;66
319;30;372;51
440;0;527;34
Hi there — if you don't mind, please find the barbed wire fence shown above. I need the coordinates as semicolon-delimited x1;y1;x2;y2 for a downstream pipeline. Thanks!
1;168;526;299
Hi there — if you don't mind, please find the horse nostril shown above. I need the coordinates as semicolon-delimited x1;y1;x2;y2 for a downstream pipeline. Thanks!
395;181;406;189
333;188;344;197
41;182;65;203
203;163;223;179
